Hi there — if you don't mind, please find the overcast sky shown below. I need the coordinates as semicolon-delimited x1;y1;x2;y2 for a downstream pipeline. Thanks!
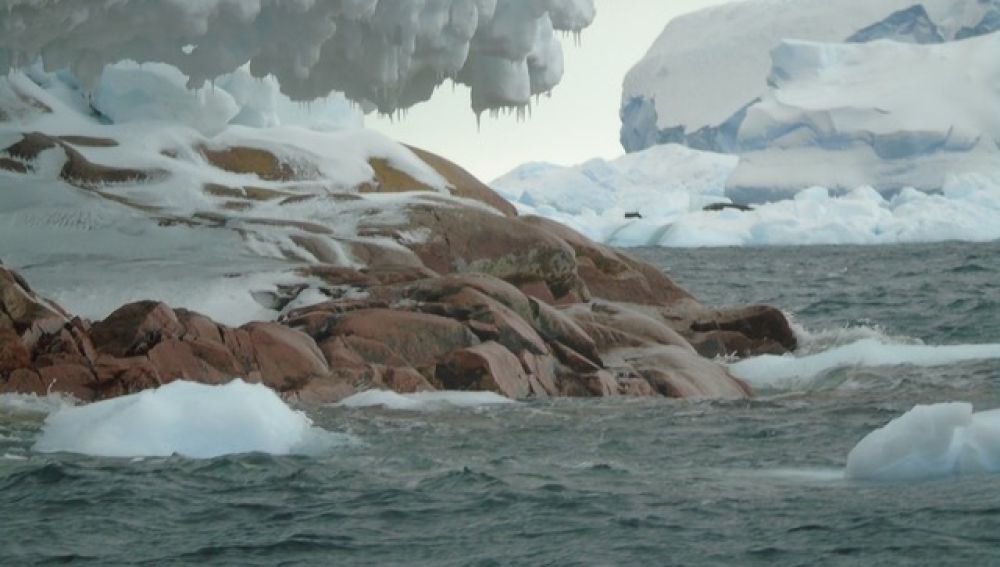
367;0;730;182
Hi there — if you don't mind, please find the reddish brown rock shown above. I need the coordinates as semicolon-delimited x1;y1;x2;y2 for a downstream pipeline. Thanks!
0;328;30;373
689;305;798;355
436;342;531;399
90;301;183;357
405;146;518;217
329;309;478;368
1;368;45;396
147;339;240;384
381;366;434;393
245;323;330;391
612;346;751;399
520;215;695;307
38;364;97;401
396;204;583;300
0;267;68;332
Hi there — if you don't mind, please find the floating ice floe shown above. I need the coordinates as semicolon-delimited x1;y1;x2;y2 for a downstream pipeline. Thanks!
33;380;352;458
847;402;1000;481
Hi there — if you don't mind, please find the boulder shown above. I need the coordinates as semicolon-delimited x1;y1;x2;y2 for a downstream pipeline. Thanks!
328;309;479;368
245;323;330;391
89;301;184;357
435;342;532;399
0;328;30;373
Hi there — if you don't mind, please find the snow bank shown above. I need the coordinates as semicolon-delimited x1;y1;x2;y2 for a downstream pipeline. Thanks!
494;145;1000;247
33;380;350;458
0;0;595;115
728;339;1000;390
337;390;515;411
846;403;1000;481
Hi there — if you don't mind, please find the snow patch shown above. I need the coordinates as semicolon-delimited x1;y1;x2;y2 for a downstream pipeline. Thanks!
33;380;353;458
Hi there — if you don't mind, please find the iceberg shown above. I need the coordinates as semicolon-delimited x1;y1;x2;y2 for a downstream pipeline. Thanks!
847;403;1000;481
620;0;1000;201
33;380;349;458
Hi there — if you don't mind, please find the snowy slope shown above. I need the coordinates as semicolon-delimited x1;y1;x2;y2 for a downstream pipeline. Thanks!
0;67;489;325
0;0;594;116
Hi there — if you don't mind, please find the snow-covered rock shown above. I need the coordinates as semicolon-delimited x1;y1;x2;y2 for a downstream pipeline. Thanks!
620;0;1000;201
0;0;595;116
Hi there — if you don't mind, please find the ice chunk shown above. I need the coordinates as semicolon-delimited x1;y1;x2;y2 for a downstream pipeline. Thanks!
846;403;1000;481
33;380;351;458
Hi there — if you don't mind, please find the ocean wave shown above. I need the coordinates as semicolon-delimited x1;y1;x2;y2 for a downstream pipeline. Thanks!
336;390;516;411
728;337;1000;390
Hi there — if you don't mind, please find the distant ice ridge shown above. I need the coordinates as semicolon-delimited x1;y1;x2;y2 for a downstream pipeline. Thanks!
337;390;515;410
846;403;1000;481
0;0;595;116
621;0;1000;200
492;145;1000;248
33;380;353;459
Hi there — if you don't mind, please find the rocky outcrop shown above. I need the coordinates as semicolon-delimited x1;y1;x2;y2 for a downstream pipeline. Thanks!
0;123;797;404
0;248;795;402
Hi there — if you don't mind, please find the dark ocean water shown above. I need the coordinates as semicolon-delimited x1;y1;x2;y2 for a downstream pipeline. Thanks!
1;242;999;566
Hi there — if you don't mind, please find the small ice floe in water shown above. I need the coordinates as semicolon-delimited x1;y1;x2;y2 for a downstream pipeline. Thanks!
728;339;1000;389
337;390;515;411
33;380;352;459
846;402;1000;481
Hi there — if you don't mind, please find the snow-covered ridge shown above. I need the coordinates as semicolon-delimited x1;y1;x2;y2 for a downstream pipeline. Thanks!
0;0;595;115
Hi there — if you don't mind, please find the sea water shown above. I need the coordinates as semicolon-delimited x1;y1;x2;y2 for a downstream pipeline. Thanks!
1;242;997;565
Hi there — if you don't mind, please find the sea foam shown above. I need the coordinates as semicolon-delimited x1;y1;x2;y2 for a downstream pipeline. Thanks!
337;390;515;411
33;380;351;459
846;403;1000;481
728;339;1000;390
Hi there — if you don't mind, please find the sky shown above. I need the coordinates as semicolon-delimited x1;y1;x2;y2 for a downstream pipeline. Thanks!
367;0;731;182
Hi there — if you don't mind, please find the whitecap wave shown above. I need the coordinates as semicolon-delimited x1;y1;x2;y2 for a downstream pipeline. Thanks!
32;380;354;459
846;402;1000;481
337;390;515;411
728;338;1000;390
